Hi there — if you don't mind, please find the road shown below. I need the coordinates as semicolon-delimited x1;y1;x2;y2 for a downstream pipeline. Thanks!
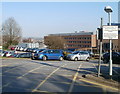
1;59;119;93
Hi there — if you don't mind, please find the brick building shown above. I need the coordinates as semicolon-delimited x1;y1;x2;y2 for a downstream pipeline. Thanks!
44;31;97;52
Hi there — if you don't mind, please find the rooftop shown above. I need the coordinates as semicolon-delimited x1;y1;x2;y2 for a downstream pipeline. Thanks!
49;31;96;36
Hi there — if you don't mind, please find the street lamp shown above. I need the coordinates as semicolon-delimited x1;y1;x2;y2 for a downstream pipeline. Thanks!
104;6;113;76
104;6;113;25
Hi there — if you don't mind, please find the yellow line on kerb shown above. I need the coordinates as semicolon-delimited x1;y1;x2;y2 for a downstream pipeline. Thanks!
32;64;67;92
79;78;119;91
68;63;82;94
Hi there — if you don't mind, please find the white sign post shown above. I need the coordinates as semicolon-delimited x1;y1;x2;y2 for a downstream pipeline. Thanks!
103;25;118;77
103;26;118;39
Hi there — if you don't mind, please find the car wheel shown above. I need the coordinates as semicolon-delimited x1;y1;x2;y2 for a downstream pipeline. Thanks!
74;57;78;61
42;56;47;61
59;57;63;61
86;57;90;61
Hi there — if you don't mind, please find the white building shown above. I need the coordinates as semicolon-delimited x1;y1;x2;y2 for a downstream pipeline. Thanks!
18;43;39;48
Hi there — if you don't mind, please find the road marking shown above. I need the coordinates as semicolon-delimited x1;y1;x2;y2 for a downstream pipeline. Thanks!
32;64;67;92
33;90;56;94
79;78;119;91
68;63;82;94
0;65;10;67
17;65;46;79
2;65;46;88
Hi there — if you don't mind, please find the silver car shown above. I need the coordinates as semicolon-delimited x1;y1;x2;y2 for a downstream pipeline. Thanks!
66;51;90;61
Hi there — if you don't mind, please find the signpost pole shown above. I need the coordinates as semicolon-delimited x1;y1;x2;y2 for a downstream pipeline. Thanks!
108;12;112;77
98;18;103;77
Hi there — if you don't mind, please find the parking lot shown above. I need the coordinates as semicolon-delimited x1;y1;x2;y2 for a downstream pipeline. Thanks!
1;59;120;93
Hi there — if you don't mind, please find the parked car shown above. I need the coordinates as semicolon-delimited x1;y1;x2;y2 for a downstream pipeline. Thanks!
0;50;5;57
102;52;120;64
26;48;32;52
31;49;46;60
15;47;20;51
31;48;39;53
10;47;15;50
3;51;15;57
85;51;94;57
32;49;64;61
63;50;73;59
66;51;90;61
15;53;32;58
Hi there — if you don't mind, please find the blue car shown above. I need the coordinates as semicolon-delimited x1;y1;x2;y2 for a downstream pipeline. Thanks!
36;49;64;61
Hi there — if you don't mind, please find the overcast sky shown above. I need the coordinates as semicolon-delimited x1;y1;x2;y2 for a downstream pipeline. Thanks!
2;2;118;38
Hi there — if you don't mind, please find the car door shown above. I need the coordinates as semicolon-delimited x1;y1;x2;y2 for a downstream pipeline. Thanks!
52;50;61;59
46;50;54;59
79;52;87;60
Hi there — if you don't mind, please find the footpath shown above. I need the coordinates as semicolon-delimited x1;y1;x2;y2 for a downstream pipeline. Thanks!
82;60;120;92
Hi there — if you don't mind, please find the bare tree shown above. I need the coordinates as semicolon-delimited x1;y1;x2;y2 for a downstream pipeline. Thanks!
44;35;66;49
2;17;22;49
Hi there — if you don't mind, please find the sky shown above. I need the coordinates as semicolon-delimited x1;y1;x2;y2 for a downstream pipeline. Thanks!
2;2;118;38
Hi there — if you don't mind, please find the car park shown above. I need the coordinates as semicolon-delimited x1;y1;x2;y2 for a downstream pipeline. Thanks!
33;49;64;61
102;52;120;64
66;51;90;61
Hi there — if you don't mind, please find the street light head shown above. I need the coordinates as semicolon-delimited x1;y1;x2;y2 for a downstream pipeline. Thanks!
104;6;113;13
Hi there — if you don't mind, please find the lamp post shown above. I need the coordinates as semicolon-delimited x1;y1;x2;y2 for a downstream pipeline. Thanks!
104;6;113;76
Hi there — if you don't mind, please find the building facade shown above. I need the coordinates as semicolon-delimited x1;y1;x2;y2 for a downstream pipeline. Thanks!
45;31;97;51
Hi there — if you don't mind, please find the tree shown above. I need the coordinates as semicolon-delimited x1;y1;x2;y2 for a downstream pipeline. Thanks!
2;17;22;49
44;35;66;49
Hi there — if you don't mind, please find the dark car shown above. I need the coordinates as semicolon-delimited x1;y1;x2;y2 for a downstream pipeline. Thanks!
62;50;73;59
31;49;46;60
15;53;32;58
26;48;33;52
102;52;120;64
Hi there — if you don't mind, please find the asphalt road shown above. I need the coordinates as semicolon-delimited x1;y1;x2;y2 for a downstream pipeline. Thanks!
1;59;120;94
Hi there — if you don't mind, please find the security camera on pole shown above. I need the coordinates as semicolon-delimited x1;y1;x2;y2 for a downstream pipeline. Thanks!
104;6;118;77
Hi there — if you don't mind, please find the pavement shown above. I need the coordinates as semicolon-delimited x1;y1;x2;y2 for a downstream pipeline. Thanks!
82;61;120;91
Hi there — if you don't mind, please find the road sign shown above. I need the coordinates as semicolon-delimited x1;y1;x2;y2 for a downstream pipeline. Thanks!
103;25;118;39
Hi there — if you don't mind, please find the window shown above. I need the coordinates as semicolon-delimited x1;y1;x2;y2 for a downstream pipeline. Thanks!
53;50;60;53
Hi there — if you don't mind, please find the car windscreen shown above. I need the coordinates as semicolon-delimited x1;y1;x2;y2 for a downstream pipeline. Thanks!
41;50;48;53
72;51;79;54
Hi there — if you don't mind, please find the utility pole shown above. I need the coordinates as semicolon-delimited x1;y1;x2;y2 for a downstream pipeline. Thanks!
98;18;103;77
